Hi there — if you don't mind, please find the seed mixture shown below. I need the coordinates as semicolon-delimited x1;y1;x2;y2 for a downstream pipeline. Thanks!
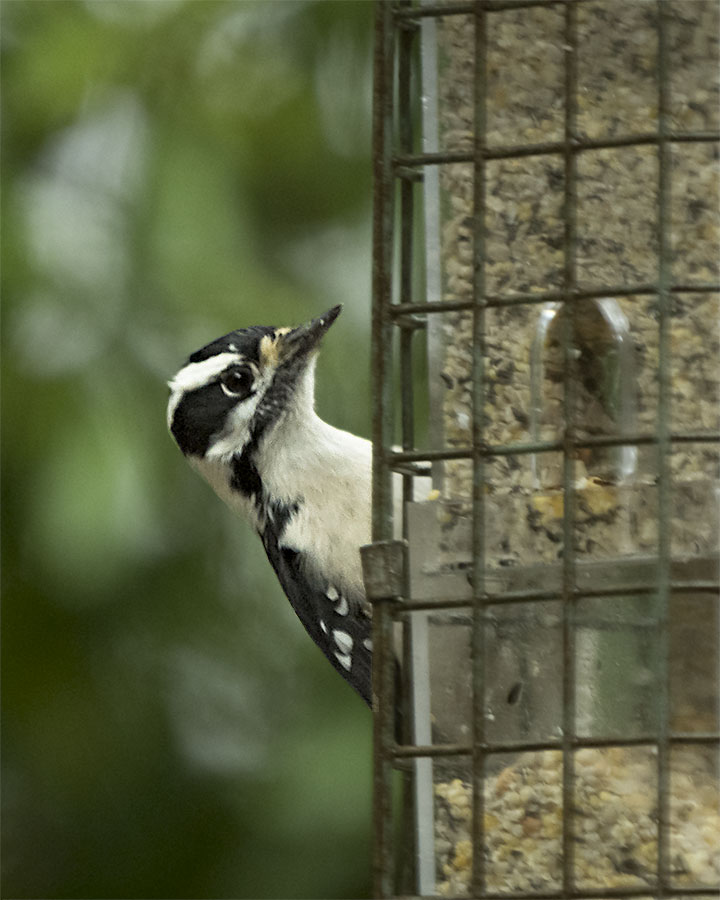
421;2;719;895
434;746;719;896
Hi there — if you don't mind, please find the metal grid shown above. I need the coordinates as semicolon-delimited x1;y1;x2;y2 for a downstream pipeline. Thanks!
366;0;720;898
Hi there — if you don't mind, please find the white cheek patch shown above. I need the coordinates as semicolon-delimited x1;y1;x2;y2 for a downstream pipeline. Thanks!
205;395;260;459
203;367;276;460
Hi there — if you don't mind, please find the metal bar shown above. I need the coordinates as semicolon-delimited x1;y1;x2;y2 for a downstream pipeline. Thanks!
655;3;673;894
371;3;398;895
470;3;488;895
395;165;425;183
387;429;720;464
395;1;476;18
395;885;718;900
392;731;720;759
482;0;583;9
402;613;700;635
397;11;421;894
420;8;445;493
671;431;720;443
372;7;396;546
393;581;720;612
560;5;579;894
386;280;720;315
395;0;594;20
393;130;720;167
398;2;416;531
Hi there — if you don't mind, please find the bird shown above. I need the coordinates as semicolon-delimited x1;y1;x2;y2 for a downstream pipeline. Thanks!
167;305;375;706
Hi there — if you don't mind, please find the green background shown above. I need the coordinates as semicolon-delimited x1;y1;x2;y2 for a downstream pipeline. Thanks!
1;2;377;897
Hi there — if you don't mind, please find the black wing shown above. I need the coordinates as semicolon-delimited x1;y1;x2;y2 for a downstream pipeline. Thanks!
260;531;372;706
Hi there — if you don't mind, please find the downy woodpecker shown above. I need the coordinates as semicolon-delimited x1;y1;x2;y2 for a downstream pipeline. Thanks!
167;306;374;705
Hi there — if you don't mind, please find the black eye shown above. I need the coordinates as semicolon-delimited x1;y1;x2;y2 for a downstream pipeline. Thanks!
220;366;253;398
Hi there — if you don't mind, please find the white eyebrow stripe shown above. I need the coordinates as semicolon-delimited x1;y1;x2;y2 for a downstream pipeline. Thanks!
168;353;241;395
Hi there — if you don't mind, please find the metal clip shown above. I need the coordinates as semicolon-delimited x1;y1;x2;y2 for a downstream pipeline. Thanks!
360;540;407;601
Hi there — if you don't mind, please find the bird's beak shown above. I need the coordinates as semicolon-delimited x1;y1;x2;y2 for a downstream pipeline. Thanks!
280;305;342;362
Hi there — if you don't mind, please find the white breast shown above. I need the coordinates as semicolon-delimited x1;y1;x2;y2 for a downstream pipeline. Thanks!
256;416;372;599
195;405;431;610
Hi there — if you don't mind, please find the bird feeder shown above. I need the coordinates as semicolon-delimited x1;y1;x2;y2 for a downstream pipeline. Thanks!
364;1;719;897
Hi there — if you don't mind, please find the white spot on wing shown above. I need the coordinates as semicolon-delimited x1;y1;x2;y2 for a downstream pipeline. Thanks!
333;630;353;654
363;638;373;652
334;651;352;671
320;620;328;635
326;585;339;602
335;595;349;616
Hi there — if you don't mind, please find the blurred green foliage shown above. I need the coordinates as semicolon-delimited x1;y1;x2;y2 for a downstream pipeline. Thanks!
1;2;376;897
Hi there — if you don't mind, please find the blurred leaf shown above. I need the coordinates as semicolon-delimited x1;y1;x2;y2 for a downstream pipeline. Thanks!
1;2;375;898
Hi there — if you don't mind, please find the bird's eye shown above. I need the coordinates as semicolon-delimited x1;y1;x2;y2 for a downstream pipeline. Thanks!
220;366;254;398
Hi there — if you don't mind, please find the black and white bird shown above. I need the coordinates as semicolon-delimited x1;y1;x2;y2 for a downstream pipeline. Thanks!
167;306;374;706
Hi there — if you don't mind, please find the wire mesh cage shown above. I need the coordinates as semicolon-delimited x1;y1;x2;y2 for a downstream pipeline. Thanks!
363;1;720;897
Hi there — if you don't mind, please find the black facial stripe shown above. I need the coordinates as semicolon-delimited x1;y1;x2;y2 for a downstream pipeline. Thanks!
249;354;307;442
269;498;300;535
170;382;236;457
231;451;301;540
187;325;276;365
230;449;263;499
225;359;310;496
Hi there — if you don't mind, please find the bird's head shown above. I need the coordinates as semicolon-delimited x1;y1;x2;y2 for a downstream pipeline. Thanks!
167;305;342;460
